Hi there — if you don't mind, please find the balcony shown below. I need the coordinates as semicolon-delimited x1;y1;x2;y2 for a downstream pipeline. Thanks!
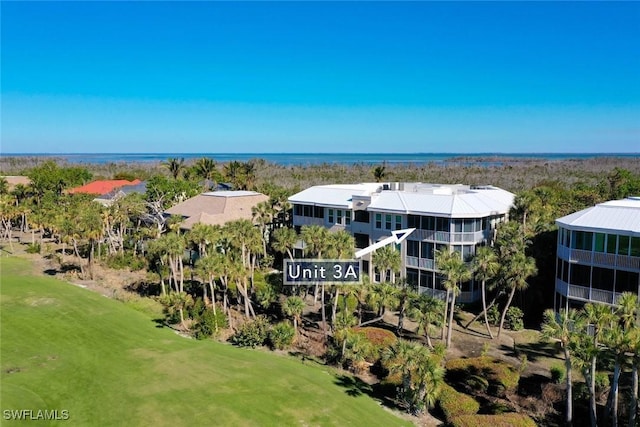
418;287;447;301
406;256;435;270
557;246;640;270
292;215;324;227
556;279;624;306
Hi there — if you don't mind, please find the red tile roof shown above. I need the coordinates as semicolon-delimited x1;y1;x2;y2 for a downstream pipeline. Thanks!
68;179;141;195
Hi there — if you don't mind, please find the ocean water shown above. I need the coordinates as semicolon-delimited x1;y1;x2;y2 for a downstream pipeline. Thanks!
4;152;638;166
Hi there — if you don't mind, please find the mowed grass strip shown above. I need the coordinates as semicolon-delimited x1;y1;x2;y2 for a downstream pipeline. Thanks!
1;257;410;426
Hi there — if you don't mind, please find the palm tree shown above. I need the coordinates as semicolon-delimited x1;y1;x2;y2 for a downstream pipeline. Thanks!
372;164;386;182
188;223;219;258
163;157;185;180
326;231;355;327
252;201;274;256
195;252;226;318
436;248;472;348
283;296;305;336
497;251;537;338
408;294;444;348
157;232;186;293
366;283;398;318
372;245;401;283
272;227;297;262
470;246;500;339
542;308;583;427
605;293;639;427
301;225;329;305
582;302;614;427
382;340;444;414
193;157;218;189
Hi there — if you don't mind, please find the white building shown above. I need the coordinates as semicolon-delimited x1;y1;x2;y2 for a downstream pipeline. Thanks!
289;183;514;303
555;197;640;311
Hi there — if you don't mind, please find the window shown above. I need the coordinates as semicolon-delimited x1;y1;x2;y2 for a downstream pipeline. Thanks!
631;237;640;257
453;219;463;233
592;266;614;290
606;234;617;254
354;210;369;223
572;231;593;251
354;233;369;249
619;235;630;256
421;242;434;259
337;210;343;225
594;233;605;252
462;245;473;261
385;214;392;230
345;211;351;226
294;205;302;216
407;240;420;257
482;217;489;231
395;215;402;230
569;264;590;287
303;205;312;217
420;270;434;288
375;213;382;229
436;217;450;232
463;220;474;233
408;215;420;228
475;218;482;232
616;270;639;293
314;206;324;218
422;216;435;231
406;268;419;287
328;209;334;223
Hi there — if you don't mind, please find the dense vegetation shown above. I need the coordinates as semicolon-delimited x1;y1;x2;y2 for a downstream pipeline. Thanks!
1;155;639;426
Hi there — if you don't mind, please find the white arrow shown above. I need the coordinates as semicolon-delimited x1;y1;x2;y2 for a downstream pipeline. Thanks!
354;228;415;259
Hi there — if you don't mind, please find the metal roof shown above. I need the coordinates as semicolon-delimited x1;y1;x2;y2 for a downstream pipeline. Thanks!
369;186;514;217
556;198;640;235
288;184;382;208
289;183;514;217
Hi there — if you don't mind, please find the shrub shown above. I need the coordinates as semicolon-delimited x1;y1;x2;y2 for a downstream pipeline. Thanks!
550;364;565;384
446;357;520;396
230;316;270;348
194;307;228;340
505;306;524;331
104;253;146;271
487;305;500;326
449;413;537;427
268;322;295;350
353;327;397;347
26;243;41;254
465;375;489;393
438;384;479;421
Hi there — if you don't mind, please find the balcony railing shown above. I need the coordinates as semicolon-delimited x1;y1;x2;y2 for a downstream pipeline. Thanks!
406;256;435;270
458;290;481;304
557;246;640;270
292;216;324;227
418;287;448;301
556;279;624;306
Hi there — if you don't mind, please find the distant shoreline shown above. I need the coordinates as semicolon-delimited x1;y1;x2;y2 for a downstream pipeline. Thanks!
2;152;638;167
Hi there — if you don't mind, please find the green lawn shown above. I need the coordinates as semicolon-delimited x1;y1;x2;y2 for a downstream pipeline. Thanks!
0;257;410;426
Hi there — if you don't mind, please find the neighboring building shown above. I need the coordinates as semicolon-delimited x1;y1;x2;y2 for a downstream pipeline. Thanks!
555;197;640;312
289;183;514;303
68;179;142;196
94;181;148;206
165;190;269;230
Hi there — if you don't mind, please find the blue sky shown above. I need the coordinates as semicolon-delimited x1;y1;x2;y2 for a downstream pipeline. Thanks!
2;1;639;154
